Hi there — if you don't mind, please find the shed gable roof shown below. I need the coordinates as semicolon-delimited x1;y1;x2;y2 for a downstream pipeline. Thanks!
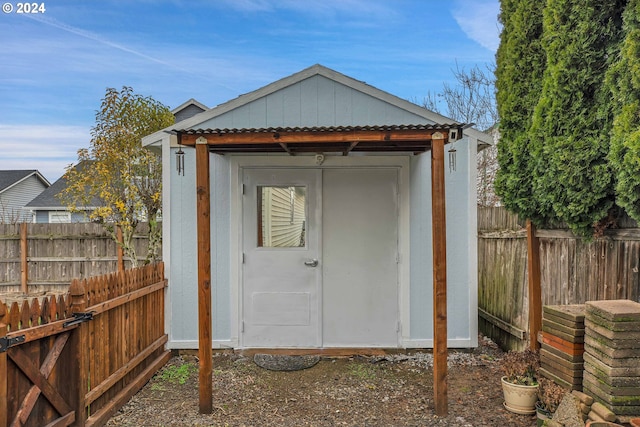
181;64;458;130
143;64;461;147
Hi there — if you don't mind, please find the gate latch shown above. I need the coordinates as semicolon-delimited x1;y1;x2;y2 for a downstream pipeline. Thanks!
0;335;26;353
63;311;94;328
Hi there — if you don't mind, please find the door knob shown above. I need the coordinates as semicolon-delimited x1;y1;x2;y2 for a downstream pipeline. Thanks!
304;259;319;267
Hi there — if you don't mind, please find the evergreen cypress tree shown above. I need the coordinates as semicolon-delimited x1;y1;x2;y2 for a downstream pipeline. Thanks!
529;0;625;236
494;0;547;222
607;0;640;222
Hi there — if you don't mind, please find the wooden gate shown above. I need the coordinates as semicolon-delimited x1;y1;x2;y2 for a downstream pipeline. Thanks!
0;263;169;427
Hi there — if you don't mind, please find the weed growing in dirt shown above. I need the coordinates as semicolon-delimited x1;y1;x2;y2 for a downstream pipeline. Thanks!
151;363;197;390
348;363;376;380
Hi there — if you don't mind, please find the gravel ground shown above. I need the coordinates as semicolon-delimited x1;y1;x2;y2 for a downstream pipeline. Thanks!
106;335;537;427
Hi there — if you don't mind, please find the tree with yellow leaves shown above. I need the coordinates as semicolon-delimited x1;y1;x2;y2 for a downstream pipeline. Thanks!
60;87;174;266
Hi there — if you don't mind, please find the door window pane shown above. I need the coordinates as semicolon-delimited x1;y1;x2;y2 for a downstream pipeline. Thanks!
257;186;306;247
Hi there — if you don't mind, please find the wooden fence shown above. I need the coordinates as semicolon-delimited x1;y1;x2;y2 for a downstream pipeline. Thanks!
478;207;640;351
0;263;169;427
0;223;155;294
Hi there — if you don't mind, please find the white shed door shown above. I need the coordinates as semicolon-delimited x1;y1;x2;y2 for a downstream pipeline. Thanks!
322;169;399;347
242;167;398;348
242;169;321;347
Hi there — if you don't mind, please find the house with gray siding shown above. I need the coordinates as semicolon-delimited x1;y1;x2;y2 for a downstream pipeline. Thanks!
0;170;50;223
143;64;492;351
26;162;97;223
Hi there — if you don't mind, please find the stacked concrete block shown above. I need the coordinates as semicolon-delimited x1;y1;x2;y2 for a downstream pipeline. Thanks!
540;304;586;391
583;299;640;424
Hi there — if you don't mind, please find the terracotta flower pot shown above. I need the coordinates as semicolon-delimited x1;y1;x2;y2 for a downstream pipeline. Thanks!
629;419;640;427
501;376;538;415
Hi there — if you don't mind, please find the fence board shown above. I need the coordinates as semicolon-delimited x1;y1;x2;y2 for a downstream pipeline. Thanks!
479;207;640;351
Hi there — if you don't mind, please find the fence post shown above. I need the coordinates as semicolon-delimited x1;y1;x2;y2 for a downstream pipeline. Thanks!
20;223;28;294
70;279;88;427
0;302;7;427
526;220;542;350
116;226;125;273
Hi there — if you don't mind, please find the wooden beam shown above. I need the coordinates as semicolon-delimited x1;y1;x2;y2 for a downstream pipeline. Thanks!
343;141;359;156
179;128;439;146
431;133;448;416
20;223;28;293
478;308;526;340
526;220;542;350
278;142;293;154
195;137;213;414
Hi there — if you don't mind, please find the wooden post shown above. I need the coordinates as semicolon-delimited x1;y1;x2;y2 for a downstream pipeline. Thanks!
0;302;7;427
20;223;28;294
195;137;213;414
526;219;542;350
70;279;88;426
116;226;125;273
431;133;448;416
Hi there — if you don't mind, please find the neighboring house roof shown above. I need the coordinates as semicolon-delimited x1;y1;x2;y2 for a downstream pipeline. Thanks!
172;98;209;123
0;170;50;194
26;161;99;210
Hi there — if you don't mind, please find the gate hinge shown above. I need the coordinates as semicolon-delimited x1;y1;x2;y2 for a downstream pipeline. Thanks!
63;311;95;328
0;335;26;353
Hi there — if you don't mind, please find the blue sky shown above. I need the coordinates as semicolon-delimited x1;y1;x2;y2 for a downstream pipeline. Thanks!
0;0;500;182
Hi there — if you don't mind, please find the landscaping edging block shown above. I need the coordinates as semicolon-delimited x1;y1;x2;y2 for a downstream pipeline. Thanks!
585;336;640;358
584;362;640;388
584;352;640;377
585;300;640;323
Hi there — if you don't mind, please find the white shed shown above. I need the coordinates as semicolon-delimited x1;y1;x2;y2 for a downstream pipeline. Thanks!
143;64;491;352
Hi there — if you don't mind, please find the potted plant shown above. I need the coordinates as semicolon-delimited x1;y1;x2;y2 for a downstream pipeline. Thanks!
501;349;540;414
536;377;567;426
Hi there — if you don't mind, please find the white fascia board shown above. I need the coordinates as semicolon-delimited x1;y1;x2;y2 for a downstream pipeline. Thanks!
464;127;493;148
142;130;173;148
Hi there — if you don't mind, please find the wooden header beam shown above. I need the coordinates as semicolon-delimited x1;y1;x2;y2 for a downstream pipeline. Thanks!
179;128;447;147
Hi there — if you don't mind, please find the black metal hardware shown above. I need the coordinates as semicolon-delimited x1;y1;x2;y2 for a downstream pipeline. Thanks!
0;335;26;353
63;311;94;328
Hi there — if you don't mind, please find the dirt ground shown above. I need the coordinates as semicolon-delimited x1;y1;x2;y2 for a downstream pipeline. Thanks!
106;335;537;427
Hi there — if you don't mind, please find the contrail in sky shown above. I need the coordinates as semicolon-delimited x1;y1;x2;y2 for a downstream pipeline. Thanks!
25;14;239;93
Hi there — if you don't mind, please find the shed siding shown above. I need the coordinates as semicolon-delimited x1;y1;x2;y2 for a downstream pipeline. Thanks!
197;75;430;129
169;148;231;345
409;137;477;347
0;175;46;222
